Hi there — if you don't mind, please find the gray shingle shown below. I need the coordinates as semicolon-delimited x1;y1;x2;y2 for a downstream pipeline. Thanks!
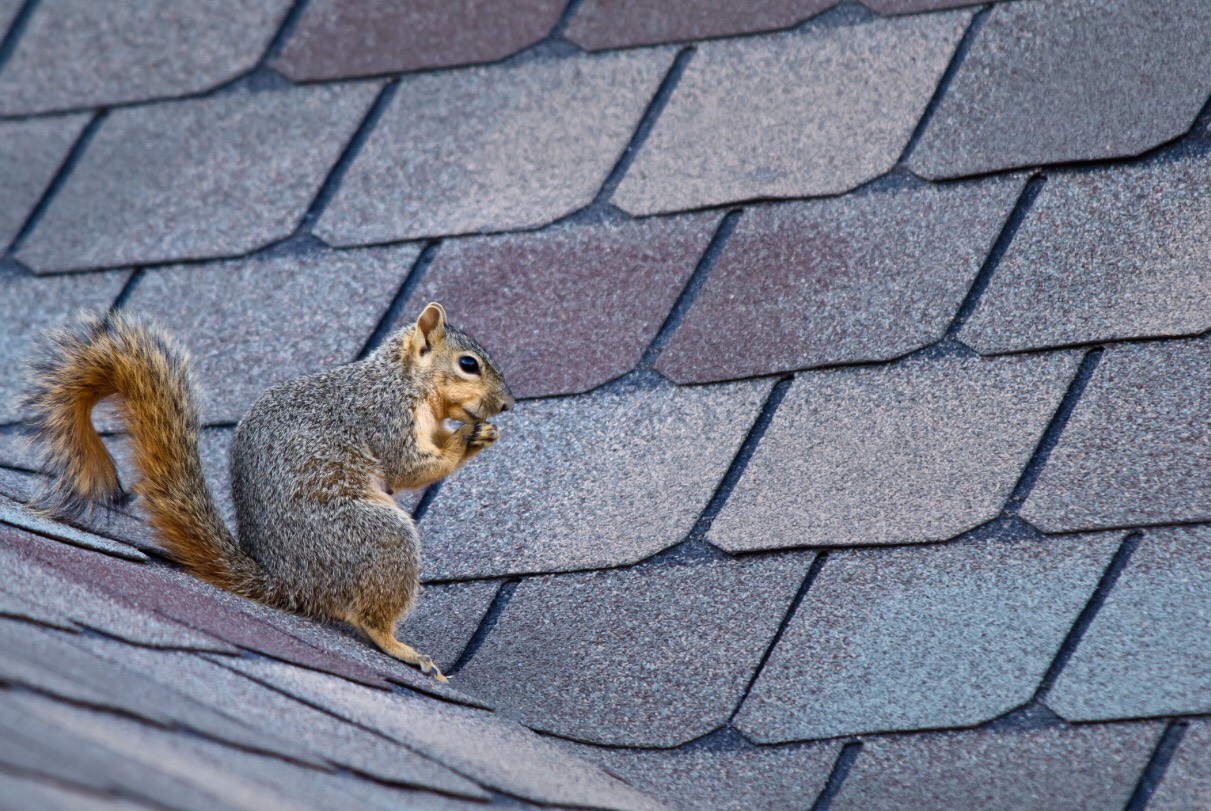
17;85;381;273
734;531;1122;742
613;12;970;215
422;380;771;579
961;144;1211;354
656;176;1025;384
0;267;129;422
1047;526;1211;722
710;352;1079;551
0;115;90;249
909;0;1211;179
862;0;985;12
0;0;21;35
457;554;811;746
400;581;499;672
1151;722;1211;811
222;657;663;810
1021;339;1211;532
316;50;674;245
121;246;415;423
0;0;293;115
573;737;839;811
0;497;146;561
831;723;1160;811
0;769;151;811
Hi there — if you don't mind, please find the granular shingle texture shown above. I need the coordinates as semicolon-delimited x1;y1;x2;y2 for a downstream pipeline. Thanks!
421;380;771;579
316;51;673;245
400;581;500;673
1021;339;1211;532
830;723;1161;811
274;0;566;81
0;0;293;115
1151;722;1211;811
564;0;836;50
961;144;1211;354
17;85;381;273
612;12;970;215
0;267;129;422
656;177;1024;384
709;352;1078;551
1047;526;1211;722
121;245;416;423
575;738;840;811
910;0;1211;179
0;0;21;35
400;214;719;398
0;114;89;250
862;0;985;12
734;531;1122;742
457;554;811;747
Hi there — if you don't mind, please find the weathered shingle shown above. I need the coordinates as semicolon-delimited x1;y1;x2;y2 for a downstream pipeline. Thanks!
910;0;1211;178
0;114;89;250
613;12;970;215
861;0;986;13
315;51;673;245
17;85;381;273
1151;722;1211;811
656;176;1024;384
421;380;771;579
1047;526;1211;722
734;531;1121;742
400;581;499;673
710;352;1078;551
961;143;1211;354
274;0;565;81
831;723;1160;811
1021;339;1211;532
0;0;293;115
456;554;811;747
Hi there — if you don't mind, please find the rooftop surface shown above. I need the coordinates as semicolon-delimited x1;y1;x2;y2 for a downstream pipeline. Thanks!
0;1;1209;809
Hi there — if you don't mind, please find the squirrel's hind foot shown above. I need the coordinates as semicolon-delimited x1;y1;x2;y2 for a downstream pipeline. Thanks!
357;621;449;683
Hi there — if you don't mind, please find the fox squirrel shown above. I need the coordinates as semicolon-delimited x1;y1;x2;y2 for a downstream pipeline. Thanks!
25;302;513;682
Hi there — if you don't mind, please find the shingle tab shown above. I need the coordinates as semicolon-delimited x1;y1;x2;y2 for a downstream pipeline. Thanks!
422;380;771;579
457;554;811;747
274;0;565;81
0;115;89;249
0;0;21;35
1021;339;1211;532
316;51;674;245
710;353;1078;551
831;723;1160;811
909;0;1211;179
0;0;292;115
734;531;1121;742
1151;722;1211;811
0;497;146;561
862;0;985;12
961;145;1211;354
613;12;970;215
1047;527;1211;722
657;177;1024;384
565;0;836;50
17;85;381;273
401;214;719;398
401;581;499;672
121;246;416;423
0;769;150;811
0;267;129;422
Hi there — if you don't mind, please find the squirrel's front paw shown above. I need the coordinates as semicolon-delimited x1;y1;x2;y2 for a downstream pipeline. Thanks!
466;421;499;449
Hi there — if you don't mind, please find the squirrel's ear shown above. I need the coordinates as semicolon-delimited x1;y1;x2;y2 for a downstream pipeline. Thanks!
415;302;446;354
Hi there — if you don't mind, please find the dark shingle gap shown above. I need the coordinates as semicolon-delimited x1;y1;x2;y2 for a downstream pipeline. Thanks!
260;0;313;66
108;269;144;313
1125;720;1189;811
356;239;440;360
639;209;742;371
548;0;586;39
944;174;1046;339
1003;347;1103;511
5;110;104;255
810;740;863;811
0;0;37;74
411;482;442;522
896;6;989;167
446;580;519;677
980;700;1067;733
1032;531;1141;701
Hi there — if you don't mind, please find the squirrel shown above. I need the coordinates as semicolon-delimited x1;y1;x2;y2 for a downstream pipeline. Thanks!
24;302;513;682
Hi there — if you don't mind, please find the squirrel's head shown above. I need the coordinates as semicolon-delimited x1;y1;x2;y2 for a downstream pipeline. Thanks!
403;302;514;422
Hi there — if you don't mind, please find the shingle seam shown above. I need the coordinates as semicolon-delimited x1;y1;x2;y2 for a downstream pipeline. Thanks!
0;0;36;74
1032;531;1142;702
4;110;104;255
1125;720;1189;811
258;0;313;67
356;239;440;359
810;740;863;811
108;269;144;313
412;481;442;522
548;0;586;39
446;580;519;677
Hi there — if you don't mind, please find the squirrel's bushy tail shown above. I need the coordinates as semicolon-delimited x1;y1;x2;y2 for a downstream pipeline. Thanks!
25;311;269;600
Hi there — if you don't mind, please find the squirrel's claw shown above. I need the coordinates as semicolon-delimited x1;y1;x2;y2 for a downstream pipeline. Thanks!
419;656;449;683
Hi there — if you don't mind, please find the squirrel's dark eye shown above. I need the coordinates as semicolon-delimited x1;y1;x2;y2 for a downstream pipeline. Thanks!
458;356;480;375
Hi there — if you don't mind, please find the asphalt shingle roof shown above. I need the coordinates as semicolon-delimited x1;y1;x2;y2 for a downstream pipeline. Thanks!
0;0;1208;807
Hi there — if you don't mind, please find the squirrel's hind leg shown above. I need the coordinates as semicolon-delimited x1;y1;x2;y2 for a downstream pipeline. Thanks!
357;620;448;684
